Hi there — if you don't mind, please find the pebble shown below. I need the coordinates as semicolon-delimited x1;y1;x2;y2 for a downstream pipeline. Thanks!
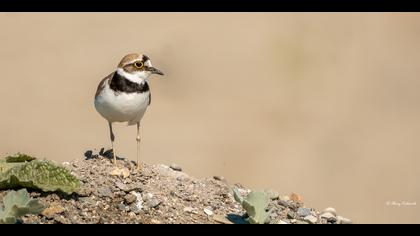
129;203;143;214
213;176;226;181
117;203;127;212
287;210;297;219
203;208;213;216
110;167;130;178
116;182;144;193
265;189;280;200
42;205;65;219
170;163;182;172
77;188;92;197
290;193;304;203
297;207;311;217
304;215;318;224
278;199;290;208
320;212;337;221
97;187;113;198
213;215;233;224
277;220;288;224
146;199;161;209
337;216;352;224
124;194;137;204
322;207;337;216
183;207;195;213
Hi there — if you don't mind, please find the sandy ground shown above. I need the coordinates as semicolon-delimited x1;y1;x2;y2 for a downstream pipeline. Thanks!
0;13;419;223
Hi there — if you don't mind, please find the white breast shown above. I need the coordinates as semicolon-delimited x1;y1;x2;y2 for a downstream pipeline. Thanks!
94;80;150;126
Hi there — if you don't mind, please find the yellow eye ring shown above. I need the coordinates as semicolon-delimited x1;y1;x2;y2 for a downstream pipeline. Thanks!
134;61;144;69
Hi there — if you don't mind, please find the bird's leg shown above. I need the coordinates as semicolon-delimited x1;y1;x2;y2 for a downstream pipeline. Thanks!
136;122;141;171
109;122;117;166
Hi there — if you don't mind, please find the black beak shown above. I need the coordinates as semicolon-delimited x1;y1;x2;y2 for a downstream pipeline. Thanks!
148;67;164;75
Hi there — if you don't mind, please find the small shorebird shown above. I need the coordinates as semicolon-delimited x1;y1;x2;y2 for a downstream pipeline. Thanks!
94;53;164;170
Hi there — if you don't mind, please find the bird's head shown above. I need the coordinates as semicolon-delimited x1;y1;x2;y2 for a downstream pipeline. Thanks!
116;53;164;84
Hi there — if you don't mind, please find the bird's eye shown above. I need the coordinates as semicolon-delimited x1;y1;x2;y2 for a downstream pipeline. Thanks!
134;61;144;69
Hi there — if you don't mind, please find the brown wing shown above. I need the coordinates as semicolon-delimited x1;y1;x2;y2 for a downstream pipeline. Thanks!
95;72;115;99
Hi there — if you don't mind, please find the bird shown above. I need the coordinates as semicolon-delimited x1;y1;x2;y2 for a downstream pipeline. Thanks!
94;53;164;171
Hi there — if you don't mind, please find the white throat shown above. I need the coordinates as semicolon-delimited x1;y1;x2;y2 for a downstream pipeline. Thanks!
116;68;149;84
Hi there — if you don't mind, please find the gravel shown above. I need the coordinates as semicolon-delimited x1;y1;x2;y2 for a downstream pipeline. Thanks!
2;149;352;224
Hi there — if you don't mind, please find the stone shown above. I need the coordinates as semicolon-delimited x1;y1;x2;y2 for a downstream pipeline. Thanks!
297;207;311;217
290;193;304;203
277;220;288;224
213;215;233;224
170;163;182;172
116;182;144;193
97;187;113;198
42;205;65;219
265;189;280;200
77;187;92;197
183;206;195;213
322;207;337;216
337;216;352;224
287;210;297;219
110;167;130;178
213;176;226;181
278;200;290;208
304;215;318;224
204;208;213;216
117;203;127;211
320;212;337;221
124;194;137;204
129;203;143;214
146;198;161;209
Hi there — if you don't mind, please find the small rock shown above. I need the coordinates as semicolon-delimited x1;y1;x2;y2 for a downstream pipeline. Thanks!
130;203;143;214
290;193;304;203
170;163;182;172
304;215;318;224
116;182;144;193
42;205;65;219
287;210;297;219
277;220;288;224
290;219;297;223
279;195;290;202
213;176;226;181
128;212;136;218
265;189;280;200
204;208;213;216
110;167;131;178
117;203;127;211
337;216;352;224
322;207;337;216
183;206;195;213
146;198;161;209
296;220;309;224
97;187;113;198
320;212;337;221
278;199;290;207
297;207;311;217
151;219;161;224
124;194;137;204
213;215;233;224
77;187;92;197
78;197;96;205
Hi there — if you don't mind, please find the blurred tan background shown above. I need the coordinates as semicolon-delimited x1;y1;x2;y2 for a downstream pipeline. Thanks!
0;13;419;223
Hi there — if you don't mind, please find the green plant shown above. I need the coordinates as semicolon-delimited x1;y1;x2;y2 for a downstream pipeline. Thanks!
233;187;271;224
0;154;80;194
0;189;45;224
